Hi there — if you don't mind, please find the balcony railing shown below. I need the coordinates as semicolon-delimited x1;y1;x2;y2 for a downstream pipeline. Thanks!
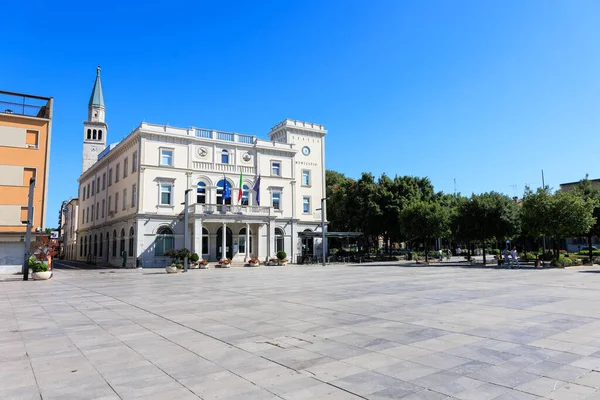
192;162;255;175
191;203;272;216
193;128;255;144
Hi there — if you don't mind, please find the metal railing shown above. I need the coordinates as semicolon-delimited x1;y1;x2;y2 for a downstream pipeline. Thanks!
191;203;271;216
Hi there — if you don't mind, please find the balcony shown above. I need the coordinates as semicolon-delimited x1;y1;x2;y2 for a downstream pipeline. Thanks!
192;162;255;175
0;91;52;118
190;203;272;217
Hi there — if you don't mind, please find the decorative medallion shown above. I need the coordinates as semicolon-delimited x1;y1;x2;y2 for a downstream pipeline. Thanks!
197;147;207;158
242;152;251;162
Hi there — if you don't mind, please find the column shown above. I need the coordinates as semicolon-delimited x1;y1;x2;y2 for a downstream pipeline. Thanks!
221;222;227;260
194;219;202;257
267;221;275;259
245;223;250;261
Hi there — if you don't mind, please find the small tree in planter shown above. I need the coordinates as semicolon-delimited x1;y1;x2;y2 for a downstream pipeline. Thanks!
189;253;200;269
30;236;57;279
163;249;180;273
276;251;288;266
199;259;209;269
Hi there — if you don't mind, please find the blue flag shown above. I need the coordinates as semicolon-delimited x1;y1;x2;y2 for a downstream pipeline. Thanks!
223;176;231;200
253;175;261;206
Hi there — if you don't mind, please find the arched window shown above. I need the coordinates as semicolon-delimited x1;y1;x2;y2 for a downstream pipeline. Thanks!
112;229;117;257
241;184;249;206
155;226;175;256
99;233;103;258
93;129;97;140
94;234;98;256
202;227;209;256
98;130;102;141
221;149;229;164
87;129;91;139
275;228;284;254
197;181;206;204
128;227;135;256
216;179;232;205
120;228;125;255
239;228;252;254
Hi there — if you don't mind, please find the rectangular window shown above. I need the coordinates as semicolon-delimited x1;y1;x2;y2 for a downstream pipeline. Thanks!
160;149;173;166
160;184;172;205
23;168;36;186
91;205;94;221
115;192;119;213
115;164;120;182
132;152;137;172
91;181;95;196
123;189;127;210
272;191;281;210
271;162;281;176
87;184;90;199
26;130;39;148
96;202;99;219
108;169;113;186
97;177;101;192
302;170;310;186
303;197;310;214
20;206;28;224
102;173;106;190
123;158;128;178
101;199;105;218
132;184;137;208
108;196;112;214
86;207;90;223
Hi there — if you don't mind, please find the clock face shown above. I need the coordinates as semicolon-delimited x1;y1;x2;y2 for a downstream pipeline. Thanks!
90;146;97;153
302;146;310;156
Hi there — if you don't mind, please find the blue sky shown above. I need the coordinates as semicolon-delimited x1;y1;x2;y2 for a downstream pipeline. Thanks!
2;1;600;227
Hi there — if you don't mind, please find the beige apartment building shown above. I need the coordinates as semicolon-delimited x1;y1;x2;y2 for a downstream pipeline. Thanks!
0;91;53;273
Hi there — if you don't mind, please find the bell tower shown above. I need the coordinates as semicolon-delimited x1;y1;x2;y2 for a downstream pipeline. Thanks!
82;66;108;173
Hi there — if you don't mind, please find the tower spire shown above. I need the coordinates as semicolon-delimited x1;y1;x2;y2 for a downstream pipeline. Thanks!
88;65;104;107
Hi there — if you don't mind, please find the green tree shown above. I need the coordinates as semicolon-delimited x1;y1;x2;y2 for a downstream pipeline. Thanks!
573;176;600;260
522;186;595;257
400;200;450;262
325;170;355;233
454;192;520;264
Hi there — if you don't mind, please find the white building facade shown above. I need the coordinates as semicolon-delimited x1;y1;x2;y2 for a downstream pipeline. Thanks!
72;69;327;267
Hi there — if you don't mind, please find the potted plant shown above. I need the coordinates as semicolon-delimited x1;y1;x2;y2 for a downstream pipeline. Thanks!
248;257;260;267
164;249;179;273
189;253;200;269
276;251;288;266
29;257;52;280
217;258;231;268
269;257;280;266
199;259;209;269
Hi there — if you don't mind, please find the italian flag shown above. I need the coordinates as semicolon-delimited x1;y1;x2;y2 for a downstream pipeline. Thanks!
238;171;243;203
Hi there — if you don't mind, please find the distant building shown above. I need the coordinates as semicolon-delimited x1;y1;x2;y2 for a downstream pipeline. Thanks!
0;91;53;273
560;179;600;193
61;198;79;260
67;68;328;267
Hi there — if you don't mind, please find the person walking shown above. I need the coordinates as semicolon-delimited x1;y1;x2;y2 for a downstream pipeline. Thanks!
511;247;520;269
503;248;511;268
438;249;443;262
456;247;462;257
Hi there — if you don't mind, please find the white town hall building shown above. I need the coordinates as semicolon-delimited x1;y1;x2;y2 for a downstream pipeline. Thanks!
68;68;328;267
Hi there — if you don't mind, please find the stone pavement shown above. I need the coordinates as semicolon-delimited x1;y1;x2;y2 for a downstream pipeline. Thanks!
2;263;600;399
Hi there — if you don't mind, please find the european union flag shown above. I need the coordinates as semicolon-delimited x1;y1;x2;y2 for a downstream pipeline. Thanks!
253;175;261;205
223;176;231;199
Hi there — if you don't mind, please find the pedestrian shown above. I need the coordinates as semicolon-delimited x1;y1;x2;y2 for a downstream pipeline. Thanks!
438;249;443;262
456;247;462;257
446;249;452;260
503;248;511;268
511;247;520;269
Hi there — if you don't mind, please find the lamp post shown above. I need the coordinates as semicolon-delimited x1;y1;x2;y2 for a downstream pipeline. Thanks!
183;189;192;273
23;177;36;281
321;197;327;266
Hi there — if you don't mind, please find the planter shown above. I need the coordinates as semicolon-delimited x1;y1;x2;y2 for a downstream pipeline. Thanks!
165;266;179;273
199;264;209;269
32;271;52;280
189;263;199;269
216;263;231;268
248;262;260;267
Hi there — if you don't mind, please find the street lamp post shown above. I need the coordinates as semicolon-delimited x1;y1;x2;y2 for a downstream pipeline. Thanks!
23;177;36;281
321;197;327;266
183;189;192;273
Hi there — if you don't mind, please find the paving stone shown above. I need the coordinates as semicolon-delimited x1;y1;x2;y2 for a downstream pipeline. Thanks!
515;376;568;396
545;382;597;399
573;371;600;389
